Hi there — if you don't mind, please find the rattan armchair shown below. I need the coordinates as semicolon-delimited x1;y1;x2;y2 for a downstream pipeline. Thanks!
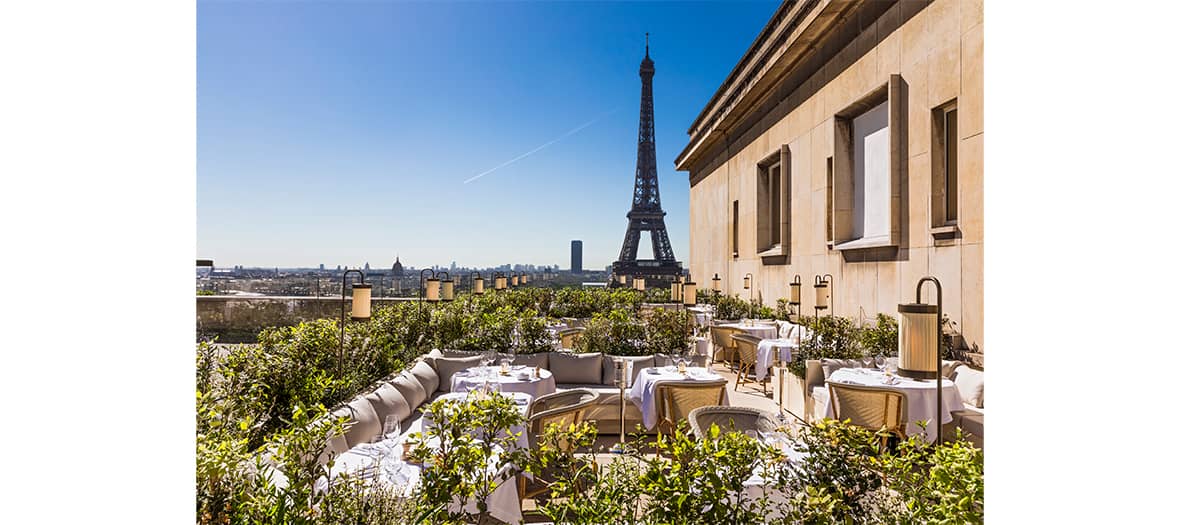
520;389;600;501
709;325;740;371
827;382;908;451
557;327;586;350
654;380;728;435
687;406;778;438
731;333;767;393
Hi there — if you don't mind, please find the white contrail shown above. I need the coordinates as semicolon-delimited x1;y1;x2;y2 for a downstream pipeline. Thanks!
463;109;616;184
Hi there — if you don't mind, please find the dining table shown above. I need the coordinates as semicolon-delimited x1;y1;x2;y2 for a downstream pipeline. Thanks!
754;338;799;381
318;391;532;524
626;365;728;430
819;367;963;441
716;321;780;340
451;365;557;399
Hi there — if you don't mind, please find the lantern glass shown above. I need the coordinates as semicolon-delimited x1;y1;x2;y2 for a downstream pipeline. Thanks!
351;283;372;320
521;274;528;284
814;283;829;309
789;282;801;304
670;282;681;302
426;278;441;302
683;282;697;306
495;276;506;290
634;277;645;291
743;275;751;289
897;304;939;379
712;274;721;292
441;280;454;301
511;275;519;286
474;277;485;294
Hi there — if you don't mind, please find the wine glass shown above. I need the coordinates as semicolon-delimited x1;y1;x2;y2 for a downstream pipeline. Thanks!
861;353;874;369
874;353;886;372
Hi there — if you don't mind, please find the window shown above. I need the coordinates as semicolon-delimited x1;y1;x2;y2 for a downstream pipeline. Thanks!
832;75;903;251
825;156;834;247
731;200;740;258
756;146;789;261
932;101;959;230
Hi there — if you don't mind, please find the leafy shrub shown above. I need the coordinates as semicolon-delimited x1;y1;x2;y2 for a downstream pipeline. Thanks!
786;315;862;379
641;307;690;356
712;293;752;320
858;313;899;357
575;309;645;355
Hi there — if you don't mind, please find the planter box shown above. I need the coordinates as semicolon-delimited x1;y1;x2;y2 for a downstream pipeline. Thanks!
772;366;809;422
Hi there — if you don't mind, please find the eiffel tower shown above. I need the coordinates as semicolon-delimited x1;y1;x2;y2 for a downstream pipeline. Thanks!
611;35;682;284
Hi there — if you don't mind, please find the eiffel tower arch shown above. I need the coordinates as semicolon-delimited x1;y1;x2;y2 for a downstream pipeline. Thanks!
611;36;682;285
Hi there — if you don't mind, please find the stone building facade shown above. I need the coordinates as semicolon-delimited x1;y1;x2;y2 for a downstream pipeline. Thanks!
676;0;983;359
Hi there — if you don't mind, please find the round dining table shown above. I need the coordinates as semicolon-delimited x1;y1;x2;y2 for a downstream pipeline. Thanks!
450;365;557;399
626;366;728;430
716;322;779;340
820;367;963;441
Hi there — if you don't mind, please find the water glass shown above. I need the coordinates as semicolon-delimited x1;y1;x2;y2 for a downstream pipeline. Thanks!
383;415;401;441
875;354;886;371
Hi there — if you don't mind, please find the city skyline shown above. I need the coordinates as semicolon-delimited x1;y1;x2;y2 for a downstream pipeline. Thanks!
196;1;778;269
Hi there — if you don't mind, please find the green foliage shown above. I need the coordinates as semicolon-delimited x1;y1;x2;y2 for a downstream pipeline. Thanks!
550;288;642;318
642;287;672;304
858;314;899;357
712;293;753;320
574;309;645;355
640;307;690;356
787;315;863;379
406;394;527;525
198;289;217;296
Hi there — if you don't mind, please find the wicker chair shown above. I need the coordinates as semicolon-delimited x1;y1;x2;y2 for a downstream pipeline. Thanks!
557;327;586;350
827;382;908;451
709;325;740;371
520;389;600;501
688;406;778;438
654;380;728;435
731;333;767;393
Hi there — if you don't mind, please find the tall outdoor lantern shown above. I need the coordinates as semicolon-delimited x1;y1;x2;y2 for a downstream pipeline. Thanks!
788;275;802;306
494;272;507;291
425;276;441;302
440;272;454;302
520;274;528;285
472;271;485;295
712;273;722;293
682;280;697;306
511;273;519;287
814;274;833;316
743;273;752;290
339;268;368;373
898;276;944;443
670;281;682;302
743;273;755;319
633;275;645;291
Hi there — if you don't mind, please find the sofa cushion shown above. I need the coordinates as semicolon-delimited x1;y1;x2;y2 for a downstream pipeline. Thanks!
512;353;550;369
601;355;655;387
942;360;964;380
431;355;483;392
331;397;381;449
953;367;984;408
549;352;604;384
820;358;862;379
390;373;428;410
409;361;440;395
363;382;411;426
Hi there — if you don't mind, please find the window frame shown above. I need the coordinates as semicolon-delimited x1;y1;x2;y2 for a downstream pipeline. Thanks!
931;99;960;236
831;75;904;252
755;146;790;263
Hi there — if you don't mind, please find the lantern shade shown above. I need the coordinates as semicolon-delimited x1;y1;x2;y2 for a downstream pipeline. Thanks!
474;277;485;294
350;283;372;320
634;277;645;291
426;278;441;302
495;276;507;290
743;275;751;289
521;274;528;284
670;282;682;302
814;283;829;309
789;282;801;305
441;279;454;301
712;274;721;292
897;304;939;379
683;282;697;306
511;275;519;286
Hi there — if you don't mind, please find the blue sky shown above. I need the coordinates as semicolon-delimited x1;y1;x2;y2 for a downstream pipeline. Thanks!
198;0;779;270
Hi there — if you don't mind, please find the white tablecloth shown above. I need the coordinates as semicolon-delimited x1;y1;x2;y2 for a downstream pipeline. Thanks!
451;366;557;399
688;306;713;327
821;368;963;441
717;322;779;340
321;391;531;524
626;366;728;430
755;339;798;380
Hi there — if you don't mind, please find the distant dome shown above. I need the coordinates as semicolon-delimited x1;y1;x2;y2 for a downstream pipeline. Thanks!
392;256;404;277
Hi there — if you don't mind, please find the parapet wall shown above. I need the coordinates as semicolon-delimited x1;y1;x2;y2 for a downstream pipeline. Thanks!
196;296;415;343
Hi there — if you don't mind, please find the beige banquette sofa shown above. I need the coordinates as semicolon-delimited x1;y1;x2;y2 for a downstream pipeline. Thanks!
315;349;709;465
801;358;984;448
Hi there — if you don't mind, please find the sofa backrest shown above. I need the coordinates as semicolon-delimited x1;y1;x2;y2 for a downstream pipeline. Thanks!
549;351;604;384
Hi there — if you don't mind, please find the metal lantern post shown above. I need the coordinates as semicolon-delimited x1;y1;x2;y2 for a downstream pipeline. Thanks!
419;268;439;323
472;271;485;295
743;273;754;319
682;278;697;353
340;269;370;373
788;274;802;323
813;274;833;318
898;276;944;444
